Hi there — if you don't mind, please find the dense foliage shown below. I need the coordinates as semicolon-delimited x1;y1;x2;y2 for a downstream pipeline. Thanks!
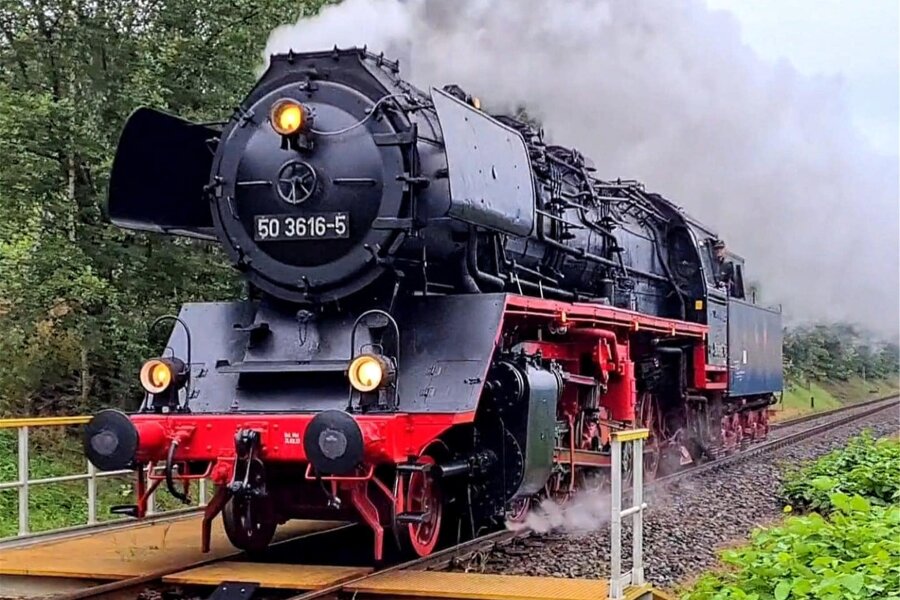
0;1;896;419
684;496;900;600
685;434;900;599
783;324;899;384
780;433;900;513
0;0;332;416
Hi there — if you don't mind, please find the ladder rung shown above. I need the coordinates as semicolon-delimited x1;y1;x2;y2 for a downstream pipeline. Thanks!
619;502;647;518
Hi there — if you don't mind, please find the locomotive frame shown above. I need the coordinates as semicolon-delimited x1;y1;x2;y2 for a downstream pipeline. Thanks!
83;48;783;560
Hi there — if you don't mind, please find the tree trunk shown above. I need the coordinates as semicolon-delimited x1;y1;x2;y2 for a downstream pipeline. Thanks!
80;344;91;407
67;155;77;242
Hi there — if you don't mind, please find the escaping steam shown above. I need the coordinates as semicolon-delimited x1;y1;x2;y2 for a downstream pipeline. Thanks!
507;489;612;535
263;0;900;335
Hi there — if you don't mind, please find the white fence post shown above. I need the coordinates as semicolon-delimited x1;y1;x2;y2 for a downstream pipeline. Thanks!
17;426;29;536
0;417;203;544
631;436;645;585
87;459;98;525
608;428;649;600
609;434;623;599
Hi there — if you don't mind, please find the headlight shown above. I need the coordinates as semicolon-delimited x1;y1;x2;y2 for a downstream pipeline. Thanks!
348;354;391;392
139;358;186;394
270;99;306;136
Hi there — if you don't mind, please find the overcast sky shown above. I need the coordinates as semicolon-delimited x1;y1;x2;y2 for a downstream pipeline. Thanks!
704;0;899;158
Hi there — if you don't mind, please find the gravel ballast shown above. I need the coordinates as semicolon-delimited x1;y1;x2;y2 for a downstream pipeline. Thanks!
481;404;900;590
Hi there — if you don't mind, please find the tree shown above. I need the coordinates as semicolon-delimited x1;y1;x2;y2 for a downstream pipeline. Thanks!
783;323;899;387
0;0;325;415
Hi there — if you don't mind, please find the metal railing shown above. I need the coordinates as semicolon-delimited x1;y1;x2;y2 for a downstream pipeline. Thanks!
608;428;649;600
0;416;207;541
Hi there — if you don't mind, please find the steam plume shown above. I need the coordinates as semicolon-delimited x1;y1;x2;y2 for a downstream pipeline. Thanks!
263;0;900;334
507;490;612;534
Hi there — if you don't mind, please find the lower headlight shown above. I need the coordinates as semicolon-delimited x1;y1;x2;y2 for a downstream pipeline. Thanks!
348;354;391;392
139;357;186;394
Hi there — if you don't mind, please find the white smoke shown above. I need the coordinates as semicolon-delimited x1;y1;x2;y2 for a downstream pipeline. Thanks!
263;0;900;335
508;489;612;534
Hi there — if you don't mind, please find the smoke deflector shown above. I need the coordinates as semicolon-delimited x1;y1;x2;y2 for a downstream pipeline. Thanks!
107;108;218;239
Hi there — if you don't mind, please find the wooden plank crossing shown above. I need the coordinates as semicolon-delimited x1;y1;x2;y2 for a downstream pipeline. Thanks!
164;561;372;590
0;515;343;580
343;571;668;600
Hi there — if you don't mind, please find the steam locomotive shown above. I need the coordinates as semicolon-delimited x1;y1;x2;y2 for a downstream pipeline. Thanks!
83;48;782;559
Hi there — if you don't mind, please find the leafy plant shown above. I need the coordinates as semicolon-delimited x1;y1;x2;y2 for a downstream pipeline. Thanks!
683;494;900;600
780;432;900;513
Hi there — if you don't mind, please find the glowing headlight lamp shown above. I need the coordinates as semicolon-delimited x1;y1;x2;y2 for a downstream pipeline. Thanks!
348;354;395;393
139;357;188;394
270;99;308;136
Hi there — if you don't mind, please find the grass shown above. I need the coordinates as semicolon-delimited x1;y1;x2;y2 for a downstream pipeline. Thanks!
769;376;898;421
820;376;899;403
0;427;201;538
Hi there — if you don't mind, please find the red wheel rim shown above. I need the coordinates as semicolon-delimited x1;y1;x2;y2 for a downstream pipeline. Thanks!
638;391;662;480
406;455;442;556
506;496;531;523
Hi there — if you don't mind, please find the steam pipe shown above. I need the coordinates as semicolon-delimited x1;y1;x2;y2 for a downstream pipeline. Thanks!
537;222;669;283
165;440;191;504
466;229;505;291
458;249;480;293
645;223;687;319
433;459;471;478
568;327;620;365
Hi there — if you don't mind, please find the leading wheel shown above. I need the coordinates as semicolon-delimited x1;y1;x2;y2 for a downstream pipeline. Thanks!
397;455;443;557
222;495;277;555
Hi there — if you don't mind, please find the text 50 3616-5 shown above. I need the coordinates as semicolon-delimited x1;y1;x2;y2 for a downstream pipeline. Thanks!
254;213;349;241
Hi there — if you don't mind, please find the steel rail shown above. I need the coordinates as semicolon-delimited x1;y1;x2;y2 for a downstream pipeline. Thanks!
653;395;899;487
285;528;528;600
47;522;358;600
770;393;898;430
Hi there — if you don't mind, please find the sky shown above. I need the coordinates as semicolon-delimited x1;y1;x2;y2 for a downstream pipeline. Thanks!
264;0;899;334
704;0;899;158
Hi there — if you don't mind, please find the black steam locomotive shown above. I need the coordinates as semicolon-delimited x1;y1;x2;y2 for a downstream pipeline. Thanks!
84;48;782;559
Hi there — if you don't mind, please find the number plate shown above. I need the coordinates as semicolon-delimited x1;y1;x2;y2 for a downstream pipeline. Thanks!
254;213;349;241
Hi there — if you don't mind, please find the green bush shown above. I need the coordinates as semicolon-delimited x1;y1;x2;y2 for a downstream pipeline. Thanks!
683;494;900;600
780;432;900;513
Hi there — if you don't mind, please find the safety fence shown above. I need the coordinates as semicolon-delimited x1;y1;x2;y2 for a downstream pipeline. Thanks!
0;416;207;542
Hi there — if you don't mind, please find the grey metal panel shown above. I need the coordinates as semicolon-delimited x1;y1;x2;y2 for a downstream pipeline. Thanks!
159;295;504;415
228;302;368;413
163;301;358;413
164;301;256;413
396;293;506;413
706;295;728;367
432;88;535;236
727;299;783;396
517;365;558;496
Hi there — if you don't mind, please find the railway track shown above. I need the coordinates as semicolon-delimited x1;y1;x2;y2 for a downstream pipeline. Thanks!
656;394;899;485
770;393;898;430
33;395;899;600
